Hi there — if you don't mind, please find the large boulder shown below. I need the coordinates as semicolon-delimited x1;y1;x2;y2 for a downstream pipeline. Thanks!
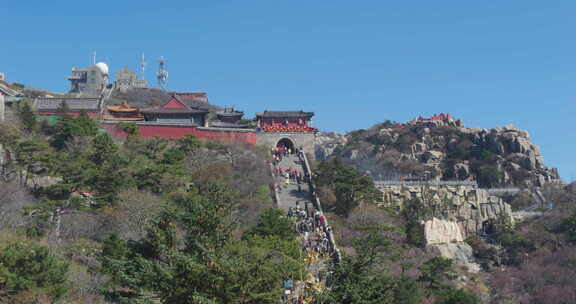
423;217;480;272
423;217;464;245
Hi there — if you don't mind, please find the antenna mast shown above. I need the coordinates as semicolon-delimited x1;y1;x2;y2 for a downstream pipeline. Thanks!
92;51;96;65
140;53;147;81
157;56;168;90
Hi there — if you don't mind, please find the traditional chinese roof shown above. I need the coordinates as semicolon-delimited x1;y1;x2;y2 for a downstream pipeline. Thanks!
106;101;138;112
210;121;250;128
140;108;208;114
0;83;19;97
256;110;314;119
216;107;244;118
140;96;209;115
33;97;101;112
170;92;208;104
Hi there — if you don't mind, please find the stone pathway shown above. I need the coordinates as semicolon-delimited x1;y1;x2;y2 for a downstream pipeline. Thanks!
275;155;312;212
273;153;329;303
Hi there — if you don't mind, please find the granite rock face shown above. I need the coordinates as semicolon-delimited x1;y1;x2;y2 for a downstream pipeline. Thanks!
422;217;478;271
315;132;347;160
376;184;513;237
376;183;511;270
423;217;464;244
427;242;480;273
315;117;559;187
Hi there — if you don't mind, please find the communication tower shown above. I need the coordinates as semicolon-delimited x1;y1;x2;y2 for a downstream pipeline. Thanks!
140;53;147;81
157;56;168;90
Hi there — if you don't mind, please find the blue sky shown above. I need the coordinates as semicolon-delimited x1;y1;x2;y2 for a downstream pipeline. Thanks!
2;1;575;181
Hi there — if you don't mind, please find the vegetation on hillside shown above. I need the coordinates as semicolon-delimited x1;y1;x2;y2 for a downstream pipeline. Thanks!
0;108;286;303
313;159;481;303
485;183;576;303
1;102;572;303
316;134;576;303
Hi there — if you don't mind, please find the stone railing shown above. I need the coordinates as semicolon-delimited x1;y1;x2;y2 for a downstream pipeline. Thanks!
375;180;478;188
269;163;281;205
299;151;341;263
486;188;521;195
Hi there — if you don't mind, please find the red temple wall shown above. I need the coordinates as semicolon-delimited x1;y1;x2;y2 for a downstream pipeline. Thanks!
101;123;256;145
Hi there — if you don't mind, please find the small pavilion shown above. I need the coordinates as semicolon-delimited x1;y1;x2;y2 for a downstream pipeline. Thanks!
103;101;143;121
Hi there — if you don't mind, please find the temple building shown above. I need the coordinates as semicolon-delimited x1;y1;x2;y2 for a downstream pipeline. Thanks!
67;63;109;96
103;101;143;121
140;96;209;126
210;107;250;128
256;110;315;133
114;67;147;92
255;111;316;158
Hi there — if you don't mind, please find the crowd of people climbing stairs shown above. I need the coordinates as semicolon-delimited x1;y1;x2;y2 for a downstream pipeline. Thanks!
289;202;334;262
271;144;339;303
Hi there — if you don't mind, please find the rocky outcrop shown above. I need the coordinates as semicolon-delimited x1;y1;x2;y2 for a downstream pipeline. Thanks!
315;132;347;160
376;183;513;237
423;217;464;244
427;242;480;272
375;183;510;271
421;218;478;271
316;116;559;187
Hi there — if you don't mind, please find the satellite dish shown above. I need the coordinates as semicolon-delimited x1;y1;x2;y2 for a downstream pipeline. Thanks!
95;62;109;76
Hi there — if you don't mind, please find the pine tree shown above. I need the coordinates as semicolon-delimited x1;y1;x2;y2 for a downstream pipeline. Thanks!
16;100;37;132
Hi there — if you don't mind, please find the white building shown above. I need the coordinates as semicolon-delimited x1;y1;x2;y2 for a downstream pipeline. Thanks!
67;63;109;96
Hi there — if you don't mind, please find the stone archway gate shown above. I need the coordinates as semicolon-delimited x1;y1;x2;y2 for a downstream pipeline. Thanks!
256;132;316;160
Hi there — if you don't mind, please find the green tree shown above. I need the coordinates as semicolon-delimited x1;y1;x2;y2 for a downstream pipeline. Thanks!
393;278;423;304
315;158;382;216
477;165;502;188
50;113;98;149
117;122;139;136
15;100;37;132
91;156;130;205
556;211;576;243
178;134;202;152
487;215;534;266
324;233;422;304
223;236;305;303
11;138;49;186
0;241;69;300
91;132;118;165
418;257;456;291
402;198;430;247
73;112;99;136
435;288;480;304
244;208;296;241
99;181;304;303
